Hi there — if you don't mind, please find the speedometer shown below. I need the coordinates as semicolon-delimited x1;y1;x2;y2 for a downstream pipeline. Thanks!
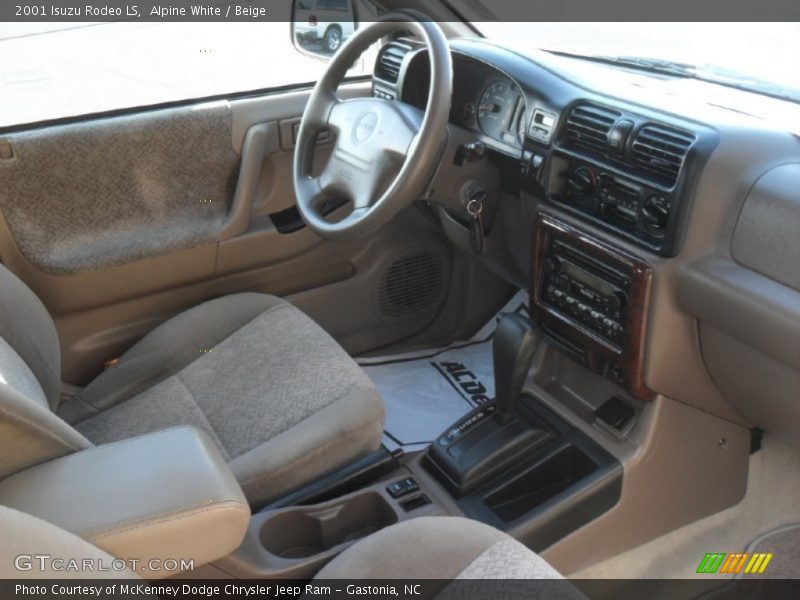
477;80;517;140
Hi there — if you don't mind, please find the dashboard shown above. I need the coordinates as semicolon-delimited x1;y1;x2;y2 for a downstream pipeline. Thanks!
373;38;720;258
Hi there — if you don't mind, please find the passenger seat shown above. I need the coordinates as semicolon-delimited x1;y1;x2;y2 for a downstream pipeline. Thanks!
1;506;582;597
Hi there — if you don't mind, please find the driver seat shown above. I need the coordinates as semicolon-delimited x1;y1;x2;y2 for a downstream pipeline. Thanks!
0;264;385;505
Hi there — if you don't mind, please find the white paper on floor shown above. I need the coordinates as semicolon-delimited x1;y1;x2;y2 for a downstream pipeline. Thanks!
358;290;529;452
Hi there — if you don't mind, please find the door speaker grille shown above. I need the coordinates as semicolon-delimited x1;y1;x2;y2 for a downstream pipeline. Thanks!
377;250;445;320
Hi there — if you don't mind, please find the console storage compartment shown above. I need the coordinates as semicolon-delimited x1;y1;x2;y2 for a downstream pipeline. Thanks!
485;444;599;522
424;395;622;551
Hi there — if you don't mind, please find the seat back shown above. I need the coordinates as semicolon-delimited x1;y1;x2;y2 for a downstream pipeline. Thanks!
0;263;61;408
0;264;90;478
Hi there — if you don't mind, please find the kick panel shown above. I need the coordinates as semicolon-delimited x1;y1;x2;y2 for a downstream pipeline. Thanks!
374;246;448;323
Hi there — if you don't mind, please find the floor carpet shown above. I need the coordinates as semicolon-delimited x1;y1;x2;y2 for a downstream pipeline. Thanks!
359;290;528;452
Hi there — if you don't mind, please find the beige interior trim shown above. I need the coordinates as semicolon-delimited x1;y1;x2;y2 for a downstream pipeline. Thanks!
0;426;250;579
540;390;750;574
218;122;279;241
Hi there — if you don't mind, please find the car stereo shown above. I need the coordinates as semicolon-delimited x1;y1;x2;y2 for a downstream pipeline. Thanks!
542;240;630;348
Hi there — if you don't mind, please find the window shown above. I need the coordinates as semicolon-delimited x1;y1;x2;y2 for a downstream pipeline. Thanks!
0;20;374;128
473;21;800;103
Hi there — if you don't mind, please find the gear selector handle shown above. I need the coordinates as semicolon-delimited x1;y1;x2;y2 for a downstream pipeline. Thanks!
493;313;541;423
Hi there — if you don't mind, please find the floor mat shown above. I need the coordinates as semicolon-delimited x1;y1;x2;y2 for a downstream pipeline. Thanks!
739;524;800;579
358;290;529;452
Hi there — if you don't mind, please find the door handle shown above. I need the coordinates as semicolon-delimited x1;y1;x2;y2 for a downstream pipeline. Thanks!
218;122;278;241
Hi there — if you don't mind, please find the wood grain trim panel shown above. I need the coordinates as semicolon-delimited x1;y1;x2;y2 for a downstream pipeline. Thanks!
530;212;655;401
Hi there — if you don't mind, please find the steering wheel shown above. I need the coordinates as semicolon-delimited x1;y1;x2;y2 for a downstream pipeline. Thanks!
293;14;452;240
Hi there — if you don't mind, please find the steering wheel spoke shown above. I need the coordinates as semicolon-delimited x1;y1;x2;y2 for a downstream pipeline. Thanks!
295;175;330;213
384;102;424;157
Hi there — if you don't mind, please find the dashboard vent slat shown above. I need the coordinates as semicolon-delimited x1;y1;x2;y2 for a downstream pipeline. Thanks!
631;124;695;185
564;103;622;154
375;41;412;85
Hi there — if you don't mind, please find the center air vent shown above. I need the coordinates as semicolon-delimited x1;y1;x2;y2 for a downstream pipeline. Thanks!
631;124;695;186
376;249;446;321
564;104;623;153
374;41;412;84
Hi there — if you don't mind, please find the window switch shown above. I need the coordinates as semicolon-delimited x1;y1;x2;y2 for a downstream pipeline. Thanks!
386;477;419;498
400;477;419;494
386;481;404;497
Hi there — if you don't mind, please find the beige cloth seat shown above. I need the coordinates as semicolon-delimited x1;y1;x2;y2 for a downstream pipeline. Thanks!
316;516;565;580
0;264;385;505
317;517;582;599
1;509;579;599
0;505;139;579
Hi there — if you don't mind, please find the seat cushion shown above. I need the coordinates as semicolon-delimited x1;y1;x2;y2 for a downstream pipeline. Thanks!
315;516;564;580
314;516;583;599
65;293;385;505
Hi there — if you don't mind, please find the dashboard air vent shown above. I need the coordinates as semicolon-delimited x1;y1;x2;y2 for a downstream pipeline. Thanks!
375;41;412;84
564;104;623;153
631;124;695;185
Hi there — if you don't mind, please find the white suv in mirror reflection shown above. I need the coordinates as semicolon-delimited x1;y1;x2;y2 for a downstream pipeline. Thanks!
294;0;356;54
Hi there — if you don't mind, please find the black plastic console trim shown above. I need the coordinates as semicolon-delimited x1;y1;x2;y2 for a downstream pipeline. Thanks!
259;447;401;512
424;394;622;551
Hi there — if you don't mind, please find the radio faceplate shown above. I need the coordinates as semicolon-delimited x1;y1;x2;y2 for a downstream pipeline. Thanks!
542;240;631;349
531;213;655;401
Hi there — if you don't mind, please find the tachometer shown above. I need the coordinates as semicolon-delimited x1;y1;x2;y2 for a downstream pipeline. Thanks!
477;80;517;140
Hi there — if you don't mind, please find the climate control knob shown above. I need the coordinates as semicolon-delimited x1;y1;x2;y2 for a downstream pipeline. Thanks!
641;195;670;233
567;167;595;196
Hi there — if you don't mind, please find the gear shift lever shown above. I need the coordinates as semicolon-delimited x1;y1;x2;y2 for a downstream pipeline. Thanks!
426;312;551;496
493;313;541;424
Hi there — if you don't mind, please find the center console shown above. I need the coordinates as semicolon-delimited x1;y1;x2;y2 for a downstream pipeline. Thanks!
423;311;622;551
532;213;654;401
0;427;251;578
215;483;443;579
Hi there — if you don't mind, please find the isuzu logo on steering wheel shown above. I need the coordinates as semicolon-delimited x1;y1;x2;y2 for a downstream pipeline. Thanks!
353;111;379;143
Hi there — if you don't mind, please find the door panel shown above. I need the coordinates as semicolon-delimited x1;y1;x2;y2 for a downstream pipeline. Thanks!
0;82;454;385
0;102;238;276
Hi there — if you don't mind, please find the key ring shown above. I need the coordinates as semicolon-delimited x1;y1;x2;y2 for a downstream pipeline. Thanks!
467;198;483;218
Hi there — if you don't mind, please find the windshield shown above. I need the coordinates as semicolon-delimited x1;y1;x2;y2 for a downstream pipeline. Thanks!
468;20;800;103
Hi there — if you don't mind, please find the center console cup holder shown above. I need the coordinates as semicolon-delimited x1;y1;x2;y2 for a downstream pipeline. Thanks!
215;488;417;579
260;491;397;559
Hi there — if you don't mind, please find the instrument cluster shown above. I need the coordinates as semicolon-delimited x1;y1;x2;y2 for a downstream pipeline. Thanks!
402;54;526;154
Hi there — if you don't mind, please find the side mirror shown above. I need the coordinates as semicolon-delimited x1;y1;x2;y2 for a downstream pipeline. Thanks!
292;0;357;59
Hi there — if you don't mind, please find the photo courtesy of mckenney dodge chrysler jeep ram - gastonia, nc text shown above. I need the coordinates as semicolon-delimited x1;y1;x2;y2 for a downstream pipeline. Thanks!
0;1;798;599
